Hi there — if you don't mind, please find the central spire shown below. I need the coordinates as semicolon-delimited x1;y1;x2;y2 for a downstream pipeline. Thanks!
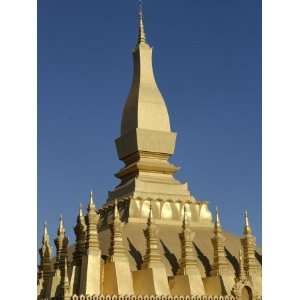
108;4;210;224
119;4;173;136
113;3;179;194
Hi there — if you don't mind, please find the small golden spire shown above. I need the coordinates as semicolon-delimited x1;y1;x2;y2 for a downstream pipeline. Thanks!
214;207;222;233
137;0;147;45
38;221;53;282
42;221;50;246
58;214;65;235
89;190;94;203
88;190;96;210
77;202;86;227
43;221;48;236
244;210;252;234
79;202;83;217
61;256;70;298
216;207;221;227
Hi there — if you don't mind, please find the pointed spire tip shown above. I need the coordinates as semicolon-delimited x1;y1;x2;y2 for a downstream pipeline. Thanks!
79;202;84;216
243;209;252;234
58;214;65;235
43;221;49;240
137;0;147;45
244;210;249;226
215;207;220;225
89;190;95;205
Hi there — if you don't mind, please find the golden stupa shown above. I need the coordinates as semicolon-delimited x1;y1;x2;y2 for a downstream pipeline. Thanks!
37;6;262;300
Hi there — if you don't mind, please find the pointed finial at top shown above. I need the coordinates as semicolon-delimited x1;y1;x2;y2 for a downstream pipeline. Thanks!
245;210;249;226
43;221;50;243
216;207;221;226
88;190;96;209
137;0;147;45
57;214;65;235
244;210;252;234
44;221;48;233
79;202;83;217
89;190;94;203
214;207;222;233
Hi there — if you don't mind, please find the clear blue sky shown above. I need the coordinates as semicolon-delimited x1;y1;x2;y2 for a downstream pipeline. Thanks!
38;0;261;246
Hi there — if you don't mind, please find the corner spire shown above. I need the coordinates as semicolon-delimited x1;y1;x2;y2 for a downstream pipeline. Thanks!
137;0;146;45
241;210;260;278
38;222;53;295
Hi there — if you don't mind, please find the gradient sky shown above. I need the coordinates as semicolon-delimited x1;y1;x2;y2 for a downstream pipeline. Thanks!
38;0;261;246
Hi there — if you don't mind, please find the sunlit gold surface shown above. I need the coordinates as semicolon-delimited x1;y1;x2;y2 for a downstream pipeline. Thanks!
37;6;262;300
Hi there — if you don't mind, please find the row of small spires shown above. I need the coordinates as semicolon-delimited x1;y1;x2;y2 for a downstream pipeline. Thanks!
40;190;253;260
38;191;260;298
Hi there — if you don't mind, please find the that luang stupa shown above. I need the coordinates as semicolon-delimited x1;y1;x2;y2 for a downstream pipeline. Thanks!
38;6;262;300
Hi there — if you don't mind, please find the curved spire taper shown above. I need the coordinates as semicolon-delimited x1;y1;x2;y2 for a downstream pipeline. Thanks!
119;1;172;137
